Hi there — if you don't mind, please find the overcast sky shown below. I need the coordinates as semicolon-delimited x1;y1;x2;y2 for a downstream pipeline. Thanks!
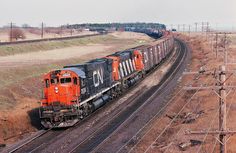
0;0;235;30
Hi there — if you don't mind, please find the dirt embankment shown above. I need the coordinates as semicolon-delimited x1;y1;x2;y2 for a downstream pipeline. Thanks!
0;32;153;146
133;33;236;153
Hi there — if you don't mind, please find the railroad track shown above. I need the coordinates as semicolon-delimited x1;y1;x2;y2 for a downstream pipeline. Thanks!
0;33;106;46
2;38;189;153
2;129;52;153
67;38;190;153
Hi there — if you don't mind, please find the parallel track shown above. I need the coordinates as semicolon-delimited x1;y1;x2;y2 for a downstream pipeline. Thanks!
2;129;52;153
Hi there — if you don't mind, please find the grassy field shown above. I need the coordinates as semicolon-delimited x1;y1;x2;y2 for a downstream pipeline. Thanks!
0;35;117;56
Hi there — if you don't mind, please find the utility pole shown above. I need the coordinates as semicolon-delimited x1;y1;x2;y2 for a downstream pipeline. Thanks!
206;22;209;32
214;32;230;62
216;33;218;58
178;24;180;32
211;32;214;54
188;25;191;36
202;22;204;33
10;22;13;42
206;22;209;40
41;22;44;39
183;24;185;33
223;33;228;64
60;25;63;37
195;22;198;32
184;65;236;153
219;65;227;153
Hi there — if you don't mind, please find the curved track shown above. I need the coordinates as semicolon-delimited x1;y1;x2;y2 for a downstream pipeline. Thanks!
2;38;190;153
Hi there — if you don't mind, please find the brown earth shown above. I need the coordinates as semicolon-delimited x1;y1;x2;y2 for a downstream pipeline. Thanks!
132;33;236;153
0;32;153;145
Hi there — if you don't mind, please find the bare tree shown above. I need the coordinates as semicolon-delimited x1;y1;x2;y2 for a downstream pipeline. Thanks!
9;28;26;41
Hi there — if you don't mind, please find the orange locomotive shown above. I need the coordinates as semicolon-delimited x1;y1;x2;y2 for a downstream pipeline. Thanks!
40;37;174;128
40;49;144;128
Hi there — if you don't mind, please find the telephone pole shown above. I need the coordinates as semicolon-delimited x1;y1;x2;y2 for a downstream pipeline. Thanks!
71;28;73;36
41;22;44;39
206;22;209;40
215;33;219;58
219;65;227;153
214;32;230;62
188;25;191;36
202;22;204;33
183;24;185;32
10;22;13;42
184;65;236;153
60;25;63;37
223;33;228;64
195;22;198;32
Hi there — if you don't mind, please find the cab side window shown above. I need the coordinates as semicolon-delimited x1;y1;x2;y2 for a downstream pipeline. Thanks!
45;79;50;88
73;77;77;85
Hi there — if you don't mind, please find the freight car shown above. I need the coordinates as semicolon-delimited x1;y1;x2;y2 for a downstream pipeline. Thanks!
40;36;174;128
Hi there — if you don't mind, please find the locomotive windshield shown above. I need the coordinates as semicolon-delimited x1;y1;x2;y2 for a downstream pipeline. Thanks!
51;78;59;84
60;78;72;84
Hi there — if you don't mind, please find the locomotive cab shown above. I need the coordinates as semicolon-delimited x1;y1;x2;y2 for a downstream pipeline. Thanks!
40;68;85;128
41;68;84;106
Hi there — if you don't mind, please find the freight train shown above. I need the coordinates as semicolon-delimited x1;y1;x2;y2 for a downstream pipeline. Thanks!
39;35;174;128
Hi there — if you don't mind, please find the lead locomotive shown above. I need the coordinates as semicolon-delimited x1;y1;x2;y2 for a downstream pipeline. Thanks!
40;36;174;128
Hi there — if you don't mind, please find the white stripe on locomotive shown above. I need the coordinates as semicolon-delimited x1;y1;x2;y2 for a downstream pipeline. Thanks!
119;63;124;78
126;60;131;74
122;62;128;76
132;59;136;70
93;68;104;87
129;59;134;72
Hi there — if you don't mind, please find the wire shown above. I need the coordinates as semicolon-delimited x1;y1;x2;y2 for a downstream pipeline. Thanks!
115;74;201;153
117;75;208;153
195;107;219;153
116;86;186;153
142;77;211;153
116;74;200;153
210;86;236;153
163;79;215;153
203;77;236;153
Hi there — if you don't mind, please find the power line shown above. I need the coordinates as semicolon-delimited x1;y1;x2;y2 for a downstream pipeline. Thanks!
41;22;44;39
143;84;205;153
210;88;236;153
185;65;236;153
116;75;200;153
163;81;215;153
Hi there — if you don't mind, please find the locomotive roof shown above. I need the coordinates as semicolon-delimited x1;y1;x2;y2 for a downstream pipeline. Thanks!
62;67;86;78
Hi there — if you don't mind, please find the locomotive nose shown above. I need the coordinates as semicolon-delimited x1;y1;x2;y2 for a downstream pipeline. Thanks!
54;86;59;93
